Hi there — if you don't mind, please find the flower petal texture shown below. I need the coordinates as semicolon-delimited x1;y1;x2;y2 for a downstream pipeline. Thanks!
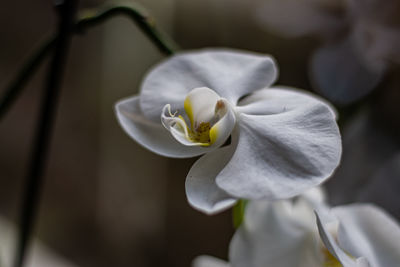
139;49;278;121
229;196;324;267
186;146;237;215
216;87;341;200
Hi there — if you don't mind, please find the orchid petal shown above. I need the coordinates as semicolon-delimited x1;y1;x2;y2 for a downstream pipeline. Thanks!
229;199;322;267
115;96;208;158
302;187;327;206
140;49;278;120
192;256;230;267
315;211;357;267
186;146;237;215
310;38;384;105
236;86;337;119
356;257;371;267
334;204;400;267
217;88;341;200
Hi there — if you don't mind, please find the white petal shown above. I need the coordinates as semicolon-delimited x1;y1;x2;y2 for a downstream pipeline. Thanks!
356;257;371;267
115;96;208;158
217;88;342;200
140;49;278;120
256;0;345;38
186;146;237;215
192;256;230;267
315;211;357;267
229;199;322;267
302;187;327;206
334;204;400;267
310;38;384;105
236;86;338;119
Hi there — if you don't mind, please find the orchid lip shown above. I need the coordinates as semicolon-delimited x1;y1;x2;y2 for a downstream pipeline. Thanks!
161;87;232;147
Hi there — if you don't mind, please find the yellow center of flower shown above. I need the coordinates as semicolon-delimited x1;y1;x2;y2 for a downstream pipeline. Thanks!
161;87;233;148
189;122;211;143
322;247;342;267
182;97;225;146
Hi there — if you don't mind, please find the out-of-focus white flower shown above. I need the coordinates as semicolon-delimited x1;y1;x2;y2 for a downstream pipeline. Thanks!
0;217;79;267
193;256;230;267
256;0;400;104
326;110;400;220
316;204;400;267
115;49;341;214
194;188;400;267
193;187;340;267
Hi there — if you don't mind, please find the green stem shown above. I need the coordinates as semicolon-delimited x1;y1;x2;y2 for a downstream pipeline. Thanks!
75;3;178;55
232;199;247;229
0;2;178;120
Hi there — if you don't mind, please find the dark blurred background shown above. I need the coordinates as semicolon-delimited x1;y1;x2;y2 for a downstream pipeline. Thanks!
0;0;399;266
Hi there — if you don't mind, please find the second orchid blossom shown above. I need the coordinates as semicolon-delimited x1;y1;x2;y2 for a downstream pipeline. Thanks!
115;49;342;214
193;188;400;267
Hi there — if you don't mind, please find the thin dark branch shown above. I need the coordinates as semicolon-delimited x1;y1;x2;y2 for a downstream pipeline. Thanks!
75;3;178;55
0;2;178;120
14;0;79;266
0;37;55;120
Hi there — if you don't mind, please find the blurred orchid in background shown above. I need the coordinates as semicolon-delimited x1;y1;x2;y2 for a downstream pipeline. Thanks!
0;217;78;267
326;109;400;219
193;188;400;267
256;0;400;104
316;204;400;267
193;187;337;267
115;49;341;214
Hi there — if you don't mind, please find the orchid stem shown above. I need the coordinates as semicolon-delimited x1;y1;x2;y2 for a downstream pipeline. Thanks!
10;3;177;266
0;37;55;120
14;0;79;266
0;2;178;120
233;199;247;229
75;3;178;55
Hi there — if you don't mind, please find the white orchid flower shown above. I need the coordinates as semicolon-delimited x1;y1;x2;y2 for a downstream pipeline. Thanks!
316;204;400;267
256;0;400;104
115;49;342;214
194;189;400;267
193;187;341;267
